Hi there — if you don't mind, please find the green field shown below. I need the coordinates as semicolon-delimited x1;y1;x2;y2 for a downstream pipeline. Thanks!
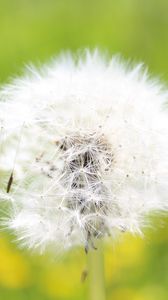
0;1;168;299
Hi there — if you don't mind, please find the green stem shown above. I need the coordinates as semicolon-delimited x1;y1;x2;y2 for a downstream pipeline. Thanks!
87;241;106;300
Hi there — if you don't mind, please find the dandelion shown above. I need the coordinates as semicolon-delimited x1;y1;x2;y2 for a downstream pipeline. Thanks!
0;50;168;255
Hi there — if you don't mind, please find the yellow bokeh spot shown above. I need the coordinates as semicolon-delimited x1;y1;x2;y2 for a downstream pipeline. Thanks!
109;288;136;300
42;264;82;298
105;234;146;282
0;236;30;289
41;249;85;298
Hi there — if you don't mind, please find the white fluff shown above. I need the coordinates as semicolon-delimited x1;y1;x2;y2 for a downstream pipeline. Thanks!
0;50;168;253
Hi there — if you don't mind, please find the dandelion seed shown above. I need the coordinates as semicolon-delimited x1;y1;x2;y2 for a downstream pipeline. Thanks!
6;172;13;193
0;49;168;253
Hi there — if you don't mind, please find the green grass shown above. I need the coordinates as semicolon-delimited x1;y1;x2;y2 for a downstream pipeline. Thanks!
0;0;168;82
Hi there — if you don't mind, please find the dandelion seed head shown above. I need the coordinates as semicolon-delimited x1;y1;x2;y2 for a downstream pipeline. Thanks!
0;49;168;252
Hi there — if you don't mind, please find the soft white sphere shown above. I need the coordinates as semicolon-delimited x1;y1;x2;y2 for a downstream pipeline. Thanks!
0;50;168;252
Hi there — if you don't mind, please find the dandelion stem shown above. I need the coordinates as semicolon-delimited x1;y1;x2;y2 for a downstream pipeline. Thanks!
87;240;106;300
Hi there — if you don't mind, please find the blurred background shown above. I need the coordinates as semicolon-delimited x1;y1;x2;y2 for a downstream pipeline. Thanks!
0;0;168;299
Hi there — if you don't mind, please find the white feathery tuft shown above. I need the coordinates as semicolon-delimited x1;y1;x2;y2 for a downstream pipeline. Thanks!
0;49;168;253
